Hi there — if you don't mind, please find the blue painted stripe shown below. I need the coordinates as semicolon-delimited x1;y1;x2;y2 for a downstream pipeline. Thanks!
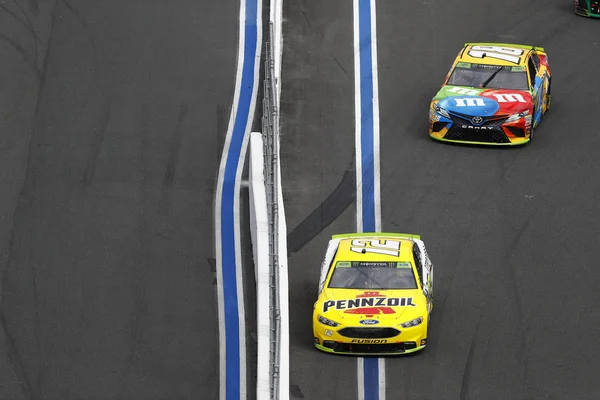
358;0;376;233
220;0;259;398
358;1;380;399
363;358;379;400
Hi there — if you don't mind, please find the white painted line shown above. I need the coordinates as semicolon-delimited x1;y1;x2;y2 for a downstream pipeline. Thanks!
357;357;366;400
379;357;386;400
370;0;382;233
353;0;364;234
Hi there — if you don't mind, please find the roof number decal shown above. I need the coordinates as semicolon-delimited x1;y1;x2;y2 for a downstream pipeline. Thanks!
468;45;524;65
350;239;400;257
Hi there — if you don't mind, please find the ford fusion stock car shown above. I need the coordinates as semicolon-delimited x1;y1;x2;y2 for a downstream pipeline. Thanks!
574;0;600;17
313;233;434;355
429;43;551;145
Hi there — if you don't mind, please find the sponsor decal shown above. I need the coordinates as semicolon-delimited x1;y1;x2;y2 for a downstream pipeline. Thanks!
359;319;379;325
454;97;485;107
447;86;480;96
322;291;417;315
492;93;527;103
524;115;532;130
460;125;493;130
351;339;388;344
439;95;499;116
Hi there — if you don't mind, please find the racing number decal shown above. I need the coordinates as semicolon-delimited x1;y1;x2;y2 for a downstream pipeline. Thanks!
350;239;400;257
468;45;524;65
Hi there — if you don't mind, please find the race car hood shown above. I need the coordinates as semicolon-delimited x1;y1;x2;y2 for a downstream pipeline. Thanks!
317;288;425;324
433;85;534;116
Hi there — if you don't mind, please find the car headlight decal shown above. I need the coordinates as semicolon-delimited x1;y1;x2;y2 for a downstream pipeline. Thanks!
505;109;530;123
318;315;340;327
434;105;450;119
400;316;423;328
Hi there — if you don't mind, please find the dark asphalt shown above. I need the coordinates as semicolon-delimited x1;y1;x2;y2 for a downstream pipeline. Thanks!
280;1;359;399
282;0;600;399
0;1;238;399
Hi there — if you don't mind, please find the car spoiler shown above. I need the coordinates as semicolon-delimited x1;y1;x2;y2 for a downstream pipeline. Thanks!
464;42;545;52
332;232;421;240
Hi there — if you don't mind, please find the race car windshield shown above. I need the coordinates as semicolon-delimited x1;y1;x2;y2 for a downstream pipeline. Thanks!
447;63;529;91
328;261;418;290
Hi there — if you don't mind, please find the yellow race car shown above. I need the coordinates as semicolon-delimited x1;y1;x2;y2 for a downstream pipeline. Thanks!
313;233;434;355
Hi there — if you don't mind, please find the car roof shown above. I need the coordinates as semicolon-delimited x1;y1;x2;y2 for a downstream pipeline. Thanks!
334;237;415;262
458;43;532;67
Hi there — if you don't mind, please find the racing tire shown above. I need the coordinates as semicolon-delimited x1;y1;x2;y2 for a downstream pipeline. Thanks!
529;108;536;142
545;78;552;113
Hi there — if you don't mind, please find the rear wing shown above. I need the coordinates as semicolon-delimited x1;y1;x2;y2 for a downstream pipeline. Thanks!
332;232;421;240
464;42;545;52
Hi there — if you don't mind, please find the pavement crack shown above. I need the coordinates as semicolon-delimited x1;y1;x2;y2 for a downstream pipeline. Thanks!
163;103;188;188
459;319;481;400
82;101;111;187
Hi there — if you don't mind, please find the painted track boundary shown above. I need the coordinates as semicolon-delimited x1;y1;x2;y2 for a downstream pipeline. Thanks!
214;0;262;398
354;0;385;399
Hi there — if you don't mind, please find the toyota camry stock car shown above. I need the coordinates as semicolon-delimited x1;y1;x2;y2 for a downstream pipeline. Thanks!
574;0;600;17
429;43;552;145
312;233;434;355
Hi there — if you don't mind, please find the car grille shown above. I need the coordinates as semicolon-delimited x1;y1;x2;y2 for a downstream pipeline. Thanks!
448;113;508;127
444;113;510;144
338;327;401;338
444;126;510;144
323;341;418;353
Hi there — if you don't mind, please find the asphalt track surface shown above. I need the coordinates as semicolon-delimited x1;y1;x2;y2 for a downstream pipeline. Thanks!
281;1;600;399
0;1;241;399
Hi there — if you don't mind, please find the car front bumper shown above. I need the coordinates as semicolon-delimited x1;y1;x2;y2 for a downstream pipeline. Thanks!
313;325;427;356
429;113;531;146
575;0;600;17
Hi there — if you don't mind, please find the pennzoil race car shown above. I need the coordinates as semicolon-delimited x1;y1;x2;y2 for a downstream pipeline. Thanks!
313;233;434;355
429;43;552;145
574;0;600;17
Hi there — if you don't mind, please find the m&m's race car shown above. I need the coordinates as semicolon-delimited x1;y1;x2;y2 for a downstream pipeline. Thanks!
429;43;551;145
313;233;434;355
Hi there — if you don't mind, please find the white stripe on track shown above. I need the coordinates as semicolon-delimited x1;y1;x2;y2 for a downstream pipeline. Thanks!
357;358;366;400
354;0;364;234
370;0;382;233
